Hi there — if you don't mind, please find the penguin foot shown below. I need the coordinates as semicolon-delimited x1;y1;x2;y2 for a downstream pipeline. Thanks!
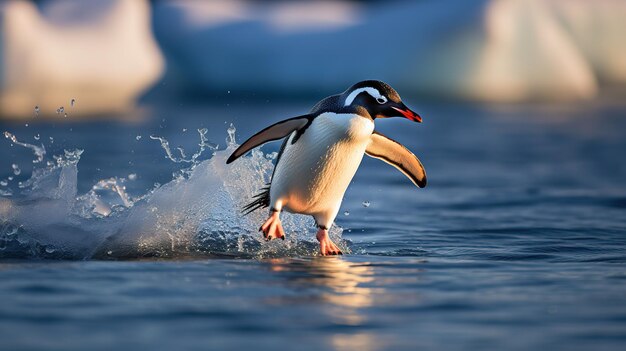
316;229;343;256
260;211;285;241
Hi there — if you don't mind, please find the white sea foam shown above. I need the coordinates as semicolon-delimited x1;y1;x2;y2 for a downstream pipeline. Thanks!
0;127;344;259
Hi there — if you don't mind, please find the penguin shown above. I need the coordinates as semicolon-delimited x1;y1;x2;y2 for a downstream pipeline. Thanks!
226;80;426;255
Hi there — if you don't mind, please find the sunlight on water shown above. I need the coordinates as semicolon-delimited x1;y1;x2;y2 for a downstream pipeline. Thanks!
0;126;345;260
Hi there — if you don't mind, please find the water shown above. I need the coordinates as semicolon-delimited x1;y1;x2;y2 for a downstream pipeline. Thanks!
1;100;625;350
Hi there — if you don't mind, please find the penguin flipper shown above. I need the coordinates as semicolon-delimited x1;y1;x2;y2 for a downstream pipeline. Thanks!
365;131;427;188
226;115;312;164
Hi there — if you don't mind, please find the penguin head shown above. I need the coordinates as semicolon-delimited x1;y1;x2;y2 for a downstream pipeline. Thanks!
342;80;421;123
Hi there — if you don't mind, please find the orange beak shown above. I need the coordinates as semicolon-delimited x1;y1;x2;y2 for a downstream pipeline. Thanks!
392;105;422;123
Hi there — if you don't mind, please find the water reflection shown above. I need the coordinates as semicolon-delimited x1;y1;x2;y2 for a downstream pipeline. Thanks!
266;258;373;301
331;332;382;351
265;257;384;350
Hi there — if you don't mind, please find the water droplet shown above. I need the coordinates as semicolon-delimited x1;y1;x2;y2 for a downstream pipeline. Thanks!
227;90;231;94
227;123;236;146
70;98;76;107
8;176;13;181
107;250;113;255
0;180;7;186
362;201;370;208
64;113;68;118
343;210;350;216
24;123;29;127
136;135;142;141
128;173;137;181
34;134;40;140
34;106;40;115
49;137;54;144
182;128;187;132
11;164;21;176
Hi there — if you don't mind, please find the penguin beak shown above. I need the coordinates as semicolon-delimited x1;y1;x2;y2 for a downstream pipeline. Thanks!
391;104;422;123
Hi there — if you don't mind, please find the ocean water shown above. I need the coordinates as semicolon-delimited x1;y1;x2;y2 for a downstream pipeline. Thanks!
1;100;625;350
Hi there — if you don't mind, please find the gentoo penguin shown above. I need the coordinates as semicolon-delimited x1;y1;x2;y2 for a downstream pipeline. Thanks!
227;80;426;255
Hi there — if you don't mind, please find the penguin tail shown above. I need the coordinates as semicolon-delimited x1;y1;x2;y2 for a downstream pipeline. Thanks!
242;184;270;215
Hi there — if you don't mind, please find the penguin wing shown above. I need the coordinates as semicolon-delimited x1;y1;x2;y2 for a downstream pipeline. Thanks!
226;115;312;164
365;131;427;188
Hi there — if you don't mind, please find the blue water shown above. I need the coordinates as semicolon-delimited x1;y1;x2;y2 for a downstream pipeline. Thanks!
1;100;626;350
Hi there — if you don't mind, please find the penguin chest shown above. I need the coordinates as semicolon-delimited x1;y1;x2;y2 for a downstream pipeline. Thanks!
270;113;374;214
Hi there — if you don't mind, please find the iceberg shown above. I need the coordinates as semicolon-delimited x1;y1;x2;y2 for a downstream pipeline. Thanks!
0;0;164;118
1;0;624;110
152;0;625;102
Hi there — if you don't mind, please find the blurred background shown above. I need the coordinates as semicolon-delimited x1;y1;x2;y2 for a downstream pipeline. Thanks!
1;0;625;119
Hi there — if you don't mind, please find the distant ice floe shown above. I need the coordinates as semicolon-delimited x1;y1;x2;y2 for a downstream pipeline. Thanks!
0;0;164;118
1;0;625;117
153;0;626;102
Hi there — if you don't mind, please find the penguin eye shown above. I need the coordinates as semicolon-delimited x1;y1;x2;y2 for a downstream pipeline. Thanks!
376;96;387;104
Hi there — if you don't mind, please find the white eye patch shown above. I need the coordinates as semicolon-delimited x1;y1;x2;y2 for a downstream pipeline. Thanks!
344;87;386;106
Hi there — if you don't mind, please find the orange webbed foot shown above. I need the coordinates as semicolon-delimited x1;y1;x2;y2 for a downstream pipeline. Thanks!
316;228;342;256
260;210;285;241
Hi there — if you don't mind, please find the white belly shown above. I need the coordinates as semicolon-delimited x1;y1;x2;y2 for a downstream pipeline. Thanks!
269;112;374;227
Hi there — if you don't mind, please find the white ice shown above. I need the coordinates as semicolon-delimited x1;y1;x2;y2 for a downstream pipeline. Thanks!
0;0;163;118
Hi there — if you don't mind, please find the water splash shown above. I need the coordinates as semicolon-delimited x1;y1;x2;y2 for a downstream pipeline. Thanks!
0;126;345;260
3;131;46;163
362;201;370;208
150;128;217;165
11;164;21;176
227;123;236;147
57;149;83;165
